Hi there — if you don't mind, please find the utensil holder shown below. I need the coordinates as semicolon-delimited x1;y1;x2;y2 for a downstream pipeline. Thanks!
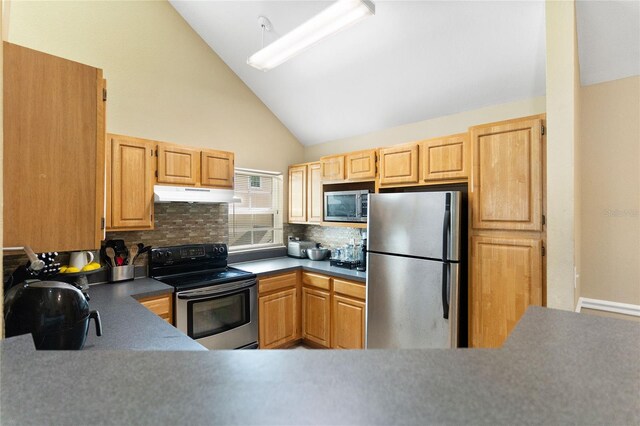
110;265;135;282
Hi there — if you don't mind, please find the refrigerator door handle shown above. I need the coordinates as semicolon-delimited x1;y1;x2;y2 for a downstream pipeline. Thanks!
442;263;450;319
442;194;451;261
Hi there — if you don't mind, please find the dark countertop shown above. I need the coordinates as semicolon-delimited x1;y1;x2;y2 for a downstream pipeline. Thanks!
83;278;206;351
232;257;367;282
1;306;638;425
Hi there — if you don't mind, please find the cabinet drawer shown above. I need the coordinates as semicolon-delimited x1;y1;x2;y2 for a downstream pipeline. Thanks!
333;279;366;300
302;272;331;291
137;294;172;323
259;272;298;294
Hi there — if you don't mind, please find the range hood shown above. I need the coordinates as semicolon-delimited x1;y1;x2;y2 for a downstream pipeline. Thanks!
154;185;239;204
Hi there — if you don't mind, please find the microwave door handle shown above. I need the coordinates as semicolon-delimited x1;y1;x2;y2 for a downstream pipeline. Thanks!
356;194;362;218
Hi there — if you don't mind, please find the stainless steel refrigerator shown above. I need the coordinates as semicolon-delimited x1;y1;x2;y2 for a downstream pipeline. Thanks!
366;191;463;349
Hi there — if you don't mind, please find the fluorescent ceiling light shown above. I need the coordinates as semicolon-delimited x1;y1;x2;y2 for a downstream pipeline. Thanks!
247;0;375;71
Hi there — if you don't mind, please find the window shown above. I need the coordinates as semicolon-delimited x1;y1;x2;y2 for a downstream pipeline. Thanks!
228;169;284;251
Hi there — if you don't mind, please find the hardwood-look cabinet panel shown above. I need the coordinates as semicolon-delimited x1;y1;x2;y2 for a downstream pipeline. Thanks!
259;272;298;294
109;135;155;230
378;143;419;186
333;279;366;300
259;287;298;349
302;272;331;291
4;42;105;252
307;162;323;223
470;236;542;348
421;134;468;182
201;149;234;188
288;165;307;223
157;144;199;185
331;294;365;349
471;118;544;231
345;150;376;181
137;293;173;324
302;287;331;348
320;155;345;182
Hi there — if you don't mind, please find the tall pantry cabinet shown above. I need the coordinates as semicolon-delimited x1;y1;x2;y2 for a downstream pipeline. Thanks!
4;42;106;252
468;115;546;348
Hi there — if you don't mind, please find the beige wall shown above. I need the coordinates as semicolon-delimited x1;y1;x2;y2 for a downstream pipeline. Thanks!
544;0;579;311
5;0;304;179
579;76;640;305
304;97;546;161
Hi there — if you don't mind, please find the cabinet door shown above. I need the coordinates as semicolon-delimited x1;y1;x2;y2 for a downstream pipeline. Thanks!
345;150;376;181
332;295;366;349
157;144;199;185
201;149;234;188
320;155;345;182
421;134;468;182
378;143;419;186
4;42;105;252
471;118;543;231
259;288;298;349
470;236;542;348
307;162;323;223
109;135;155;230
302;287;331;348
288;165;307;223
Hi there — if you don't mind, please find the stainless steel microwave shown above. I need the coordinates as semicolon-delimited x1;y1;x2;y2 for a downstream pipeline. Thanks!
324;190;369;223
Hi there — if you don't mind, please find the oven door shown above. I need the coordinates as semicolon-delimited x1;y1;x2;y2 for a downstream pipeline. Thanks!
175;279;258;350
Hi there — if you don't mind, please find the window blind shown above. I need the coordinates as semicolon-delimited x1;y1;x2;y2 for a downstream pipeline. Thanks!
228;170;283;250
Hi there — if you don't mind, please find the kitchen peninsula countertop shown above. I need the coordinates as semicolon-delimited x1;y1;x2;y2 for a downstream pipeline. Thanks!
1;307;638;425
232;257;367;282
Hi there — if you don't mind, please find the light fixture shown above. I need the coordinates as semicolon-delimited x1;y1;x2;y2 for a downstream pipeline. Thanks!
247;0;375;71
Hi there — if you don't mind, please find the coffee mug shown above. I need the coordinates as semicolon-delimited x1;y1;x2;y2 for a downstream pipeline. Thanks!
69;251;95;270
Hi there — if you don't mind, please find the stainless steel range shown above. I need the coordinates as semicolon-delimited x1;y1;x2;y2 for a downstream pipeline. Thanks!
150;244;258;350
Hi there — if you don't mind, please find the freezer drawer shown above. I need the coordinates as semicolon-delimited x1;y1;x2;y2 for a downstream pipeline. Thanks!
366;252;459;349
367;192;461;261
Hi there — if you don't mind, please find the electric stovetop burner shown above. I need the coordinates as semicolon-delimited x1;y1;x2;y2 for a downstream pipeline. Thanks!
149;244;255;291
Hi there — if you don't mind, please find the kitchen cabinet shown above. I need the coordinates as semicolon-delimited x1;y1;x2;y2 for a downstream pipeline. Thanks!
468;114;546;349
420;134;469;182
288;162;322;224
378;142;419;186
470;117;544;231
331;278;366;349
258;272;300;349
201;149;234;188
288;164;307;223
470;236;543;348
345;149;377;181
137;293;173;324
156;143;199;186
107;134;155;230
320;155;345;182
3;42;106;252
301;272;331;347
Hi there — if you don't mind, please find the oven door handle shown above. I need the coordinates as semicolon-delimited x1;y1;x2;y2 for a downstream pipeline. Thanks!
176;279;256;300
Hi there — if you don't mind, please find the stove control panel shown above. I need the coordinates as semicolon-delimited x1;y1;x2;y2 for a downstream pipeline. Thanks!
150;244;228;267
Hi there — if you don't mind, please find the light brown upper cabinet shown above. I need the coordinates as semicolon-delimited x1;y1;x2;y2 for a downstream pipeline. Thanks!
470;236;542;348
345;149;377;181
378;142;419;186
107;135;155;231
470;117;544;231
420;134;469;182
4;42;106;252
201;149;234;188
157;143;199;185
320;155;345;182
307;162;323;223
288;165;307;223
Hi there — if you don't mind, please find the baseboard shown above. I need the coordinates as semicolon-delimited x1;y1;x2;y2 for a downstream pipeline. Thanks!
575;297;640;317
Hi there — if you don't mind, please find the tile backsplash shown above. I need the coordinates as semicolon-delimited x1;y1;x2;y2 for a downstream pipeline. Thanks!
286;224;365;250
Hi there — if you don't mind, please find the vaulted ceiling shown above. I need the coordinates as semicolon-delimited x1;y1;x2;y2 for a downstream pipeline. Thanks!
170;1;638;146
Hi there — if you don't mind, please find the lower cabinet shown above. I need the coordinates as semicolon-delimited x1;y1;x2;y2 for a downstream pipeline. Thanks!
332;295;366;349
302;287;331;347
258;272;300;349
137;293;173;324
